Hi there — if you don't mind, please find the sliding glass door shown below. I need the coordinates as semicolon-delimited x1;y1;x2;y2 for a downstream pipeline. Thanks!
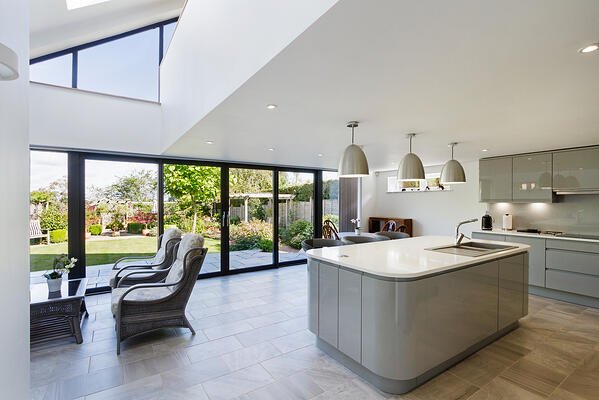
163;163;222;276
84;159;159;289
228;168;274;270
278;171;315;262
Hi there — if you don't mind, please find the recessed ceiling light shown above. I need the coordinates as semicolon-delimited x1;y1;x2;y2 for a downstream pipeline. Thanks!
268;148;275;152
579;43;599;54
205;140;214;145
66;0;110;10
266;104;277;110
317;153;323;157
482;149;489;152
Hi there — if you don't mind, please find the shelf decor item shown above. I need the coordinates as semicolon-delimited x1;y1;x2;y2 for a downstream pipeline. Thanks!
43;254;77;292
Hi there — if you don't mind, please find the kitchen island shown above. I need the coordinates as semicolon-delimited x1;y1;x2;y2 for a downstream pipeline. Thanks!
306;236;529;394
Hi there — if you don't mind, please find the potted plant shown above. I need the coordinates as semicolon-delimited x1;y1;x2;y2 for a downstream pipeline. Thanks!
43;254;77;292
350;218;361;235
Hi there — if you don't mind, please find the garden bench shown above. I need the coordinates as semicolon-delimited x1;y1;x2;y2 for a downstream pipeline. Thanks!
30;219;50;244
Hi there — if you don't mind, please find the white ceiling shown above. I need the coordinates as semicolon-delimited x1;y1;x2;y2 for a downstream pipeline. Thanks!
30;0;184;57
165;0;599;172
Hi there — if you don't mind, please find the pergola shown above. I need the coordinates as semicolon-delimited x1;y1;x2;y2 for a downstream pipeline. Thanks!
230;193;295;223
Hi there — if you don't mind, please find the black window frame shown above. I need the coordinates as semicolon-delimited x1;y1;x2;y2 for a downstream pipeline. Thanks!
30;147;332;295
30;18;178;100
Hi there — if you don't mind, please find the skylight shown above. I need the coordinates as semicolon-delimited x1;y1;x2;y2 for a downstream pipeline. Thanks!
66;0;110;10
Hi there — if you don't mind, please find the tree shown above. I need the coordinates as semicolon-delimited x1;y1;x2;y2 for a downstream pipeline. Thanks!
163;165;220;233
100;170;157;202
230;169;272;194
30;190;54;206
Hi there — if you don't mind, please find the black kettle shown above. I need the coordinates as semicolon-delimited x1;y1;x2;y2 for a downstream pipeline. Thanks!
481;212;493;230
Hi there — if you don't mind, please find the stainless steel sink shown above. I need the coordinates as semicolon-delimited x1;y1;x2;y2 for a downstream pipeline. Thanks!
427;241;518;257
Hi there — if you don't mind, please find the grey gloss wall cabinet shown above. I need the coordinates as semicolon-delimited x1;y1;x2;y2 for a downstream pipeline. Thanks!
513;153;553;202
480;158;513;202
553;147;599;192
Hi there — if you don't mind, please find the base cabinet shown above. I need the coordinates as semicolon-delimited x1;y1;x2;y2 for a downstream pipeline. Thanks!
309;255;527;392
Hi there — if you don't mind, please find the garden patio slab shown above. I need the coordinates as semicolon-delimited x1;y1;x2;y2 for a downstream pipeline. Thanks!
31;250;307;289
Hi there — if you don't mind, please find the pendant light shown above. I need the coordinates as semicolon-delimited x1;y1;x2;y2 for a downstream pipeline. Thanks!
440;142;466;184
397;133;425;181
0;42;18;81
338;121;369;178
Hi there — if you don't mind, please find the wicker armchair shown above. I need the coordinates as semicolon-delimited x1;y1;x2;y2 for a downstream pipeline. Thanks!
109;228;182;288
111;234;207;354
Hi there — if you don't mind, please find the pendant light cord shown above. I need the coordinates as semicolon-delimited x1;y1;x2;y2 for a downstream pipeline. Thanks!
351;125;355;145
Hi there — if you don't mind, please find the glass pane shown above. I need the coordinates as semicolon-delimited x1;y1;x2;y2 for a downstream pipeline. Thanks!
162;22;177;55
30;54;72;87
29;151;69;283
323;171;339;231
85;160;159;289
229;168;274;270
163;164;222;275
78;28;159;101
278;172;314;262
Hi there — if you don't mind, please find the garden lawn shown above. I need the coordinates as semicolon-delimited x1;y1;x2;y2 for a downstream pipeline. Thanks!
29;236;221;272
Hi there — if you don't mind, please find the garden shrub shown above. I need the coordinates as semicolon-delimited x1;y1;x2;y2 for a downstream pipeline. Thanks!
230;215;241;225
40;205;68;231
107;219;124;232
88;224;102;235
281;220;313;249
164;224;178;231
49;229;67;243
258;238;273;252
230;221;273;251
127;222;144;234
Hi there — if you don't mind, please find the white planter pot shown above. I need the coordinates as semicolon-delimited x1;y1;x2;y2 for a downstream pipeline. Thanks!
46;277;63;292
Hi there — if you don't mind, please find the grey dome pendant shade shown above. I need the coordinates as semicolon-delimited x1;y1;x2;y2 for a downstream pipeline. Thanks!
440;142;466;184
0;42;19;81
339;121;369;178
397;133;425;181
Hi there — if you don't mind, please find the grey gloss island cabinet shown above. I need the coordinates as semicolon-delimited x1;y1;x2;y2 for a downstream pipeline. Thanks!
307;253;528;394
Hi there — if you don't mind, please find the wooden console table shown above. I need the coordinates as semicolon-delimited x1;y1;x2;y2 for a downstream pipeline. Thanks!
30;278;88;345
368;217;413;237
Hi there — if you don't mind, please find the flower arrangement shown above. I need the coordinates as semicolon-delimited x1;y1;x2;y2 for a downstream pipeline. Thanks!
44;254;77;280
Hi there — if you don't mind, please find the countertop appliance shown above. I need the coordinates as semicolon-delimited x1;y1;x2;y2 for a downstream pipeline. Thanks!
481;212;493;230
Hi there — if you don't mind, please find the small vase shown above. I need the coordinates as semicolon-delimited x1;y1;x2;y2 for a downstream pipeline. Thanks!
354;227;361;235
47;276;63;292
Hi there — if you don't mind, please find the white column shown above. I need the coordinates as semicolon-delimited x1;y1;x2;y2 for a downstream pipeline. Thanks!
244;197;249;222
0;0;30;397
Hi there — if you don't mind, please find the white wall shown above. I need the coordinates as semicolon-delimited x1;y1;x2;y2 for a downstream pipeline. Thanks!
30;83;162;154
364;161;486;237
159;0;338;151
0;0;30;398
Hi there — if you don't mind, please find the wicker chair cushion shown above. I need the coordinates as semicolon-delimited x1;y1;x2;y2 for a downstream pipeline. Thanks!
111;286;172;315
164;234;205;290
154;228;183;263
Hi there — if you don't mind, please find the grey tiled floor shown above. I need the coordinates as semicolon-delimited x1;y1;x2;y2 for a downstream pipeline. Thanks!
30;264;599;400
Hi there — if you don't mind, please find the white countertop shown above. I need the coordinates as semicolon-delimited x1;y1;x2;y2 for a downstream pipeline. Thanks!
306;236;529;279
473;229;599;244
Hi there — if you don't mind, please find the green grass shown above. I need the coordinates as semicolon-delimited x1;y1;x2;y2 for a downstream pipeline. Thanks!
29;236;221;272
